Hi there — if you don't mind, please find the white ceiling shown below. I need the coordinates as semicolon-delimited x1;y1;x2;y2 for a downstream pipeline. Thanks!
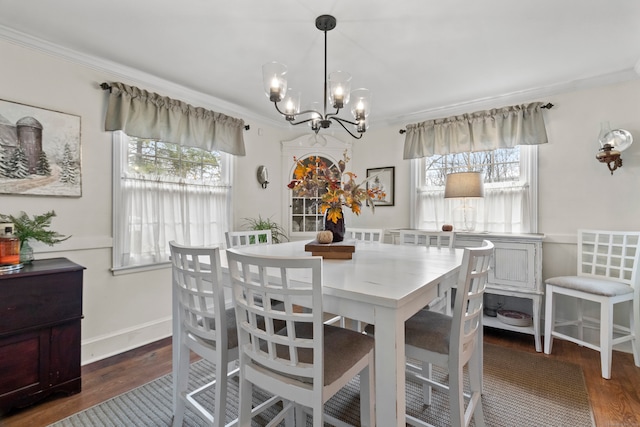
1;0;640;130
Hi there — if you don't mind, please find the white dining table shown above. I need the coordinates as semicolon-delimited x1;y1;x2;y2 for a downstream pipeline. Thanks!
224;240;464;427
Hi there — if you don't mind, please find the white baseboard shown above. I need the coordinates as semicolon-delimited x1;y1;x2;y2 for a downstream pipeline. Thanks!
81;316;172;365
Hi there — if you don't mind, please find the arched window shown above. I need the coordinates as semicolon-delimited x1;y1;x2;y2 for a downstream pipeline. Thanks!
290;155;339;234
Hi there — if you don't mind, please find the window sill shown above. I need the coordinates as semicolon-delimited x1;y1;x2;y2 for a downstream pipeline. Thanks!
111;261;171;276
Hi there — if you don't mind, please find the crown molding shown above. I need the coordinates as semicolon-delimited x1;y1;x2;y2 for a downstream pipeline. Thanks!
0;24;284;128
381;68;640;128
3;24;639;132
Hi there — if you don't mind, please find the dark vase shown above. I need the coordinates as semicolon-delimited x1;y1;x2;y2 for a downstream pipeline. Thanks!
324;209;345;243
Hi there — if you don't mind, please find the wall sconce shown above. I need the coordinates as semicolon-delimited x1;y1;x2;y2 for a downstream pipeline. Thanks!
444;171;484;232
596;122;633;175
256;165;269;189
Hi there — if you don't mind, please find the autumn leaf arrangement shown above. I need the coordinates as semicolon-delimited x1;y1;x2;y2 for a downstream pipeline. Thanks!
287;150;386;224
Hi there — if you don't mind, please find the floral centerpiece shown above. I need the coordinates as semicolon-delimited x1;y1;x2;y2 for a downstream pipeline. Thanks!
287;150;386;241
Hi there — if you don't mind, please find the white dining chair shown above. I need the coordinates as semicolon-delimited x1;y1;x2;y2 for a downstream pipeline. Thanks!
226;248;375;427
345;227;384;242
169;241;281;426
399;229;455;248
225;230;272;248
544;229;640;379
403;239;493;427
399;229;457;314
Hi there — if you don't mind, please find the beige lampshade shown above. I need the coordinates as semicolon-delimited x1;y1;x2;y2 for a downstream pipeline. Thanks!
444;172;484;198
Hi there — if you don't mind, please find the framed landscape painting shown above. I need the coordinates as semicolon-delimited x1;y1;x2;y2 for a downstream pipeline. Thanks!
0;99;81;197
366;166;394;206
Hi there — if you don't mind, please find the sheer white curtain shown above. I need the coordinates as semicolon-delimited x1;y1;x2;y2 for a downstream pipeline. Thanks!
415;181;529;233
112;132;231;271
117;178;230;267
411;133;540;233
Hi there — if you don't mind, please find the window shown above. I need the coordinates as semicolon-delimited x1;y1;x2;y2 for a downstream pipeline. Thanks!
112;132;231;271
281;134;352;239
290;155;339;234
412;145;538;233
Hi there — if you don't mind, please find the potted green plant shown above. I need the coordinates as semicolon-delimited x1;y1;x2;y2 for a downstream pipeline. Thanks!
242;215;289;244
0;210;70;263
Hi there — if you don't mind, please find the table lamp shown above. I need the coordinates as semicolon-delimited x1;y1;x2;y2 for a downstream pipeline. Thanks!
444;171;484;232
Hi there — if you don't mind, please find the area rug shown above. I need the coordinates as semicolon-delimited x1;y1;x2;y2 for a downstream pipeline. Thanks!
48;343;594;426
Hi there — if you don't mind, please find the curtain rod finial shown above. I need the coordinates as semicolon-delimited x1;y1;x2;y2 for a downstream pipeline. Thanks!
100;82;112;92
399;129;406;134
540;102;554;109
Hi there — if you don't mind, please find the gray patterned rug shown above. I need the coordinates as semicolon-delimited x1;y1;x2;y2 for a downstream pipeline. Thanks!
48;344;594;426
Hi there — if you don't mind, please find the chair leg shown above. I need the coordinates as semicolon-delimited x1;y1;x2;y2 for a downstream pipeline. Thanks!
631;299;640;368
448;363;465;427
600;301;614;379
294;403;306;426
468;346;485;427
544;286;555;355
213;353;229;427
172;340;190;427
421;361;433;405
238;375;253;427
359;361;374;427
312;400;324;426
284;402;295;427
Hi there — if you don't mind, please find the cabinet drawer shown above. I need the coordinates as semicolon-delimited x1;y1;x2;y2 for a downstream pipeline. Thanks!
0;270;83;335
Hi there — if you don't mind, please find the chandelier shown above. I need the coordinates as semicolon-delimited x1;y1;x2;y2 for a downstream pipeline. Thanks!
262;15;371;139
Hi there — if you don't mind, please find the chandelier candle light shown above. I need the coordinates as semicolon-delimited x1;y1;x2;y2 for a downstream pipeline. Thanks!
262;15;371;139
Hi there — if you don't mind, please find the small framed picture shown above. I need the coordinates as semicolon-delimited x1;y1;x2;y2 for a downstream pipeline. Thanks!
366;166;394;206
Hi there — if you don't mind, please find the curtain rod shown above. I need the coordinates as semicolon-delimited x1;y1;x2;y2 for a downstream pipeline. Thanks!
99;82;250;131
398;102;554;134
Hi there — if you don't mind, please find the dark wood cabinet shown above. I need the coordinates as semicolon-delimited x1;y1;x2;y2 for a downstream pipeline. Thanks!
0;258;84;414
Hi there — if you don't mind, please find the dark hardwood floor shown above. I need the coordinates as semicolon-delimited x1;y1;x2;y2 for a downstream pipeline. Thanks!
1;329;639;427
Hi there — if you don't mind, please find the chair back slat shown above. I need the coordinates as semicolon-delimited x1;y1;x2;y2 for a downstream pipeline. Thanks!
225;230;273;248
399;229;455;248
578;230;640;289
170;242;227;347
345;227;384;242
227;249;323;383
451;240;493;360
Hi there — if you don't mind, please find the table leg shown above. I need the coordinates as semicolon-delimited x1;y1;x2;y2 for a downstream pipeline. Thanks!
374;307;405;427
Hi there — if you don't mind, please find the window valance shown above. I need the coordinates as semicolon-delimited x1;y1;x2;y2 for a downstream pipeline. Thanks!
104;82;246;156
403;102;548;159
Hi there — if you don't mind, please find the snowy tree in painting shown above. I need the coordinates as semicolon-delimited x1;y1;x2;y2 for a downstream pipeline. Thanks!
0;145;8;178
36;150;52;176
7;147;29;179
60;143;77;184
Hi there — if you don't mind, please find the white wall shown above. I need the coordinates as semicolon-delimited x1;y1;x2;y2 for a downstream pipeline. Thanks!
0;38;287;364
353;80;640;280
2;37;639;363
0;39;173;364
